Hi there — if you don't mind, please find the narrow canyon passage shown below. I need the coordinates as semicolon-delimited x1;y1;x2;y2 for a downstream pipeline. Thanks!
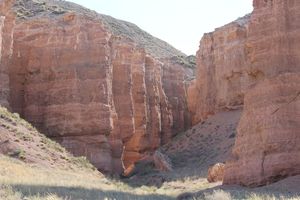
0;0;299;190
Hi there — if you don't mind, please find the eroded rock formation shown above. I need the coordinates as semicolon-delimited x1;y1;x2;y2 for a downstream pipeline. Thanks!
0;0;14;108
189;0;300;186
224;73;300;186
188;15;252;124
6;0;194;173
223;0;300;186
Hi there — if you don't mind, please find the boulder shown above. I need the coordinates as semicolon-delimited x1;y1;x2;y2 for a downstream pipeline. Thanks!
207;163;225;183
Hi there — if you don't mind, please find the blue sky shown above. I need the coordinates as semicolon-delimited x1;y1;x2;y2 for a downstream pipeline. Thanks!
69;0;253;55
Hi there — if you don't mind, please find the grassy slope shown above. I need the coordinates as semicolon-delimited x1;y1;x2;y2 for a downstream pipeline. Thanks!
0;106;96;170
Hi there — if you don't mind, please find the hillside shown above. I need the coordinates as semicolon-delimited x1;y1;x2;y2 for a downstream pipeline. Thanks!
0;106;96;170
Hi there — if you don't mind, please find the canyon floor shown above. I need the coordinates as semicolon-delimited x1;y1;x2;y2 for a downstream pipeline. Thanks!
1;107;300;200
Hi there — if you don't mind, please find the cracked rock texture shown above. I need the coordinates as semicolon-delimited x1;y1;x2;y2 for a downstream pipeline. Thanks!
6;0;194;173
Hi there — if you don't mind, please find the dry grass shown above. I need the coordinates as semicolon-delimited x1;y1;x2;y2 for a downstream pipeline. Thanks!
194;190;300;200
0;156;174;200
0;106;173;199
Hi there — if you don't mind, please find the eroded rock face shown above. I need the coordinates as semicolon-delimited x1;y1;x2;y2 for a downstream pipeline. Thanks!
223;0;300;186
224;73;300;186
0;0;14;108
8;0;193;174
162;58;193;139
189;0;300;187
10;14;122;173
188;15;253;124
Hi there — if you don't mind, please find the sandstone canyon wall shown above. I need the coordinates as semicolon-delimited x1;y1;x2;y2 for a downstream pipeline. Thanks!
189;0;300;186
223;0;300;186
188;14;258;125
0;0;14;108
6;0;194;173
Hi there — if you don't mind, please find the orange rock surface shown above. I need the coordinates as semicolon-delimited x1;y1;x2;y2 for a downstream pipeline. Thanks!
188;0;300;187
6;0;193;173
223;0;300;186
188;14;253;125
224;73;300;186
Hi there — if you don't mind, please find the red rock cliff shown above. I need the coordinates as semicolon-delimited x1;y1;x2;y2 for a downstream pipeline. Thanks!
7;0;194;173
224;0;300;186
0;0;14;108
188;14;253;125
189;0;300;186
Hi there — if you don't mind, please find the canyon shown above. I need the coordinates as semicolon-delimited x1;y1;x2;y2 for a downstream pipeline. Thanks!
0;0;299;190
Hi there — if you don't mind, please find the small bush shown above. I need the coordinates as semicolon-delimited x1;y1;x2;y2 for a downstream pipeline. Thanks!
8;149;26;160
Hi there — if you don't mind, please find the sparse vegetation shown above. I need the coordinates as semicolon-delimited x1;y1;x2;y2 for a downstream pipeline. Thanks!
70;156;96;170
7;149;26;160
40;137;65;154
171;55;196;69
204;190;232;200
0;156;173;200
